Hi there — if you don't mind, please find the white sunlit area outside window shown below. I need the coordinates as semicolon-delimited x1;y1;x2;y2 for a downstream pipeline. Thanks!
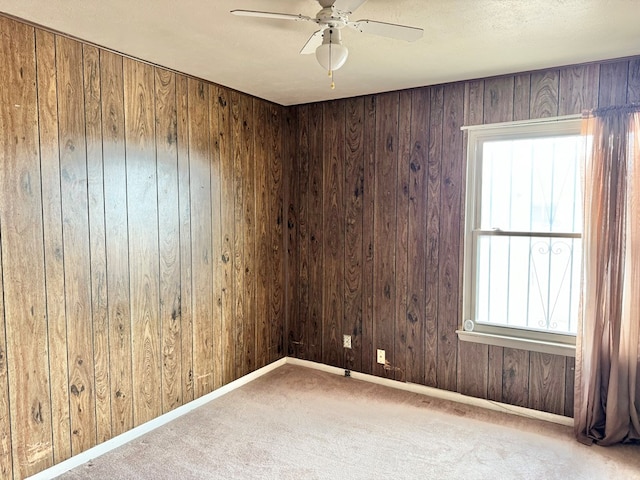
462;119;583;351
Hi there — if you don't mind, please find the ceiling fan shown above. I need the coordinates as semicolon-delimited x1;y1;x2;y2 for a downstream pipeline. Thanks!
231;0;424;88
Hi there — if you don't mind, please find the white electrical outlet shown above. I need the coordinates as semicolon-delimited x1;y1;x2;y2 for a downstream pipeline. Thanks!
377;349;385;364
343;334;352;349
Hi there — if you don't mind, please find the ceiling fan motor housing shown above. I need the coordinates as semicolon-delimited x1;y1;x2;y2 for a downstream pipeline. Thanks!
317;7;348;29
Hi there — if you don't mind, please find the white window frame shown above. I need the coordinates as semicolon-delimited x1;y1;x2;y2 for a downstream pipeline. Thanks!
458;117;583;357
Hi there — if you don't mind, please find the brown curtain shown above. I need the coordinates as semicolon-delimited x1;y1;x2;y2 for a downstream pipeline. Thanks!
575;105;640;445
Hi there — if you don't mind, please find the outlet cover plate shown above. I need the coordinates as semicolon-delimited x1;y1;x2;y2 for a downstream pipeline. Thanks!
343;334;352;349
377;349;385;364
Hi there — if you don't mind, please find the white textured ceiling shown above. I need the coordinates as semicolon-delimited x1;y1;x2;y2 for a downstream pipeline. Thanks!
1;0;639;106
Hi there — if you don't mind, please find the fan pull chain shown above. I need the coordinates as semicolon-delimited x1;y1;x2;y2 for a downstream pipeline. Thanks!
328;29;335;89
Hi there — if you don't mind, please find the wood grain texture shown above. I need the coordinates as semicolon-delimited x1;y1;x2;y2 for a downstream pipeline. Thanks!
0;17;53;478
425;87;443;387
564;356;576;418
289;104;308;359
361;96;376;376
344;97;365;372
188;79;214;397
155;67;182;412
530;70;559;118
373;92;399;377
218;87;236;385
124;58;162;426
0;244;11;479
242;97;257;374
284;106;297;363
405;88;429;385
100;50;134;437
393;91;411;381
513;74;531;121
502;348;530;407
209;85;224;390
176;74;194;404
307;102;324;363
231;90;246;378
529;353;566;415
254;99;270;369
558;64;599;115
0;15;289;477
322;101;345;368
437;83;465;392
268;104;285;364
57;35;97;454
35;28;72;465
83;44;111;444
598;60;629;108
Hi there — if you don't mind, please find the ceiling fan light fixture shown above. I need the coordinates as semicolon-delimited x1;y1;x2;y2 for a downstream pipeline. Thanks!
315;29;348;72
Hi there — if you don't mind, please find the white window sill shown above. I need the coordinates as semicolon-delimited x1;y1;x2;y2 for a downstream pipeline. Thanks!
456;330;576;357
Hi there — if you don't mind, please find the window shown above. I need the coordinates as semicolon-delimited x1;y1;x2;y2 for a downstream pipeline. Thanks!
460;119;583;355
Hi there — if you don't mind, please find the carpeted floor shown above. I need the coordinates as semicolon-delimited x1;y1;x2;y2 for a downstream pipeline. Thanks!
58;364;640;479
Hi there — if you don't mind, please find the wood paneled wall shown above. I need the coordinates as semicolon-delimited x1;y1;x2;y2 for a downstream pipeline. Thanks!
0;16;287;479
287;57;640;417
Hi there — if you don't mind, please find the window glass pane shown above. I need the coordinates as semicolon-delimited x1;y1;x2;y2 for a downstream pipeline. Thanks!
480;135;582;233
476;235;581;334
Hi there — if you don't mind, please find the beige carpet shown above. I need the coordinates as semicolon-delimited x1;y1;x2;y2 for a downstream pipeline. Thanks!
58;364;640;479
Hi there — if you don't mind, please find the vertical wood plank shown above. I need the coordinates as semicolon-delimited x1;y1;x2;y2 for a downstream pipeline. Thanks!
1;20;53;474
322;101;345;368
307;102;324;363
513;74;531;122
406;88;429;384
188;79;213;397
35;28;72;465
83;44;111;443
425;86;443;387
293;105;310;360
242;97;257;374
254;99;270;369
217;87;235;385
502;348;530;407
529;352;566;415
176;74;194;404
564;356;575;417
269;104;285;363
0;243;11;478
598;60;629;107
530;71;559;118
484;76;514;123
155;67;182;412
123;57;161;425
373;92;399;377
57;35;97;454
100;50;133;437
558;64;600;115
344;97;364;372
284;106;297;360
437;82;465;392
361;96;376;375
394;91;412;381
208;85;223;390
231;90;246;378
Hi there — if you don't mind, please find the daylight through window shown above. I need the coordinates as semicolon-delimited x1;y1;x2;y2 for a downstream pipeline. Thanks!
463;119;583;345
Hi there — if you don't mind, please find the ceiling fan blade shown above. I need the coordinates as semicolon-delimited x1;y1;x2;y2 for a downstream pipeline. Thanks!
231;10;314;23
348;19;423;42
332;0;369;14
300;30;324;54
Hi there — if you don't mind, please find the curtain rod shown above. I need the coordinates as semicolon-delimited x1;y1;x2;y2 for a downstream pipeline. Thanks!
461;113;582;131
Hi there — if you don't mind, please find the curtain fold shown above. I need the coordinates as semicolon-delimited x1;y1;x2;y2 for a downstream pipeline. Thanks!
575;105;640;445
